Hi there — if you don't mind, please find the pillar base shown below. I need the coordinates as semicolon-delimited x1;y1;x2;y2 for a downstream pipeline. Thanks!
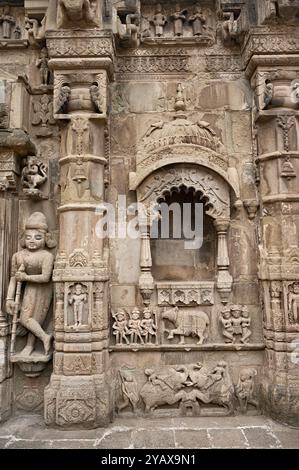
0;378;12;423
44;374;112;429
262;382;299;427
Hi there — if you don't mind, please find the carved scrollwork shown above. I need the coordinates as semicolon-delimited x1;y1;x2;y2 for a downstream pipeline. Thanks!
138;165;230;219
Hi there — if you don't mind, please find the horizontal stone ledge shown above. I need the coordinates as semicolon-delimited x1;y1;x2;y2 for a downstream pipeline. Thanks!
255;110;299;122
256;151;299;162
245;54;299;78
57;203;105;213
108;343;265;353
59;155;107;165
54;112;108;121
0;39;28;49
261;194;299;204
48;58;114;75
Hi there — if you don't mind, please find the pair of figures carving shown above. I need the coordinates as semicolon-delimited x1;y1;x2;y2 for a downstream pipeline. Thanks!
219;304;252;344
6;212;56;358
149;3;207;37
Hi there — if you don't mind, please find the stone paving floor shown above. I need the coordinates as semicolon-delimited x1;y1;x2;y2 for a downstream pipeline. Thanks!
0;413;298;449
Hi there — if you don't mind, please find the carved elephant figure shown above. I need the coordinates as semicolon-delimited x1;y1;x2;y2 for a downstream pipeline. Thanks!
140;367;188;412
162;306;209;344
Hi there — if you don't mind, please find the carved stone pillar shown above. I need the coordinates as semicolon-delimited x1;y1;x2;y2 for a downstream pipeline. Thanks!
139;221;154;306
214;218;232;303
248;55;299;426
44;29;114;428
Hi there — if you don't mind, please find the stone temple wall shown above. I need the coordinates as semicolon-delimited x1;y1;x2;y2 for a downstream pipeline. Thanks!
0;0;298;428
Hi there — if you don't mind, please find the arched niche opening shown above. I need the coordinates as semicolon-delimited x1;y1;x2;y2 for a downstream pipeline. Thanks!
150;185;216;282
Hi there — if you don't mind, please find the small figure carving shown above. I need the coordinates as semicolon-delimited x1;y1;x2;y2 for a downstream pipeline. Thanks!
25;16;46;44
263;79;274;109
56;83;71;114
288;283;299;323
231;304;243;335
219;306;234;343
112;309;130;345
117;369;139;412
128;307;144;344
0;103;9;129
140;307;157;344
241;306;252;344
171;3;187;37
219;305;252;344
203;361;234;412
162;306;209;344
150;3;167;37
14;26;22;39
6;212;56;357
291;80;299;104
0;6;15;39
235;368;258;413
68;283;87;326
36;48;50;86
221;12;238;43
189;5;206;36
57;0;99;28
90;82;103;113
21;156;47;197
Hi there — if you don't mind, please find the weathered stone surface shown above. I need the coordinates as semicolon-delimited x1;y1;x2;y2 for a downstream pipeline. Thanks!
0;0;298;434
209;428;248;448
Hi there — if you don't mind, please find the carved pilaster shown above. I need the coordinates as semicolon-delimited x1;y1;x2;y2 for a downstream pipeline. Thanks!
249;52;299;426
214;218;233;304
44;29;114;428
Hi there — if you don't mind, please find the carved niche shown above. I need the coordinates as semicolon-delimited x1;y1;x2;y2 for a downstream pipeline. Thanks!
66;282;89;328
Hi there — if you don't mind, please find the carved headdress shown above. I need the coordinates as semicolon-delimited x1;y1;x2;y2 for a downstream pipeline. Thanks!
25;212;48;231
21;212;56;249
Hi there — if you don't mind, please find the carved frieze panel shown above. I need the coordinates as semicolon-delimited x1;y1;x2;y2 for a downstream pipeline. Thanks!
139;1;216;46
157;281;214;306
112;307;157;346
47;33;114;59
219;304;252;344
242;32;299;68
116;362;259;416
162;306;210;345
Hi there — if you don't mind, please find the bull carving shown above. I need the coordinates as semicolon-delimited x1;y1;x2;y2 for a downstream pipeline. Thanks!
162;306;209;344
